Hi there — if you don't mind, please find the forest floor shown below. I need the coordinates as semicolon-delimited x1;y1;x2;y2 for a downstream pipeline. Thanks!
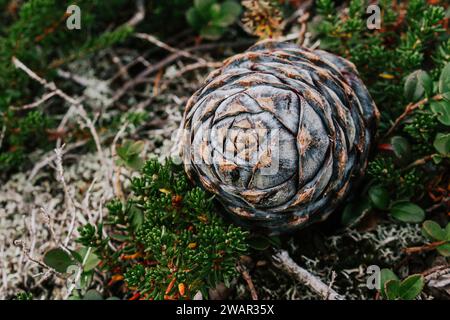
0;41;442;300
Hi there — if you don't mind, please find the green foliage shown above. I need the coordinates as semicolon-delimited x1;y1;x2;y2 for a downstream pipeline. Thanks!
116;140;145;171
43;248;75;273
15;291;33;300
315;0;447;127
186;0;242;40
390;201;425;223
380;269;424;300
422;220;450;257
76;159;248;300
0;0;133;173
315;0;449;227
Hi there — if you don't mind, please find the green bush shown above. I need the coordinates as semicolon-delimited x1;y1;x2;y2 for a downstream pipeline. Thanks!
315;0;449;225
75;159;248;300
0;0;135;173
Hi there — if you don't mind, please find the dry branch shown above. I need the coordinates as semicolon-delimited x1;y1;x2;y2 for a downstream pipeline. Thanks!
272;250;345;300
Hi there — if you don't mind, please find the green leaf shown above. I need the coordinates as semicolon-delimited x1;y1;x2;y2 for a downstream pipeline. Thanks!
195;0;215;10
200;25;226;40
126;155;144;171
404;70;429;101
430;100;450;126
433;133;450;155
43;248;74;273
432;154;443;164
385;279;400;300
209;3;221;19
341;197;372;227
215;1;241;27
398;274;424;300
438;62;450;94
77;247;101;272
186;7;203;30
446;223;450;240
83;289;103;300
422;220;446;241
436;243;450;257
129;205;144;231
368;185;389;209
110;233;130;242
391;202;425;223
390;136;411;163
380;269;399;298
127;141;144;155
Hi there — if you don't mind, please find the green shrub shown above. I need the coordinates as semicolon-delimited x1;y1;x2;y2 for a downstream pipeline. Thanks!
316;0;449;225
76;159;248;300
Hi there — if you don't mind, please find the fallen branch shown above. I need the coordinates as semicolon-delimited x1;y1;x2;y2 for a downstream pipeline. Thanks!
272;250;345;300
237;263;258;300
403;241;447;255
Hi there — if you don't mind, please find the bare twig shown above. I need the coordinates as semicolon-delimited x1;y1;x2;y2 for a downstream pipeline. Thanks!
54;146;78;247
402;154;435;172
426;196;450;213
237;263;258;300
29;138;88;180
135;33;207;63
272;250;345;300
111;121;130;200
423;264;450;280
109;39;255;104
14;240;66;279
125;0;146;28
11;91;58;111
383;94;443;138
76;105;110;182
13;56;81;106
159;61;222;94
403;241;447;255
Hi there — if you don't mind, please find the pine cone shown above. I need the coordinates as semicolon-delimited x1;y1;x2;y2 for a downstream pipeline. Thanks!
180;40;379;235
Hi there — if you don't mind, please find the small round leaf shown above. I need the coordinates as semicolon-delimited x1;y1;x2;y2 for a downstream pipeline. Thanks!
43;248;73;273
430;100;450;126
390;136;411;163
398;274;424;300
380;268;399;298
385;279;400;300
391;202;425;223
83;289;103;300
438;62;450;94
433;133;450;155
368;185;389;209
437;243;450;257
422;220;446;241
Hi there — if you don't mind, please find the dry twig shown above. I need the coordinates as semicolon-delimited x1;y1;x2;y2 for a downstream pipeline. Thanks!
383;94;443;138
272;250;345;300
237;263;258;300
